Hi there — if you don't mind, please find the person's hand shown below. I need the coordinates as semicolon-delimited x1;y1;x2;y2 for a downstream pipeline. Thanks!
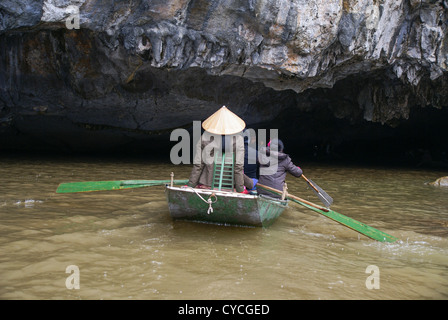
249;178;258;191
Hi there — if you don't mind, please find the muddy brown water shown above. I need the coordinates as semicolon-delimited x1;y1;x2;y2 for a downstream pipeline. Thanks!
0;154;447;299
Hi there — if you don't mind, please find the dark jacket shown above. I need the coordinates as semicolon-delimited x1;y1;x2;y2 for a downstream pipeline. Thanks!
244;143;259;179
257;148;302;197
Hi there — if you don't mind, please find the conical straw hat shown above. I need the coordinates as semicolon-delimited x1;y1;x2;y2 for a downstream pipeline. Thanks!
202;106;246;135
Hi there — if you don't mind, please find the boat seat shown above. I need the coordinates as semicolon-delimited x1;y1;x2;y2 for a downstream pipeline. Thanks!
212;151;234;191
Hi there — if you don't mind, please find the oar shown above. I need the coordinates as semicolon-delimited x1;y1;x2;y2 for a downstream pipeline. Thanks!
56;179;189;194
257;183;398;243
301;174;333;208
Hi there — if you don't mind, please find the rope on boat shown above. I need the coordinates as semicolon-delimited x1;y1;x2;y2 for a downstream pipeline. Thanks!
183;186;218;214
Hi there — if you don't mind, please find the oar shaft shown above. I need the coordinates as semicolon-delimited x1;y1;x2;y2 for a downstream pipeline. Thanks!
56;179;189;193
301;175;319;193
257;183;329;212
120;180;188;186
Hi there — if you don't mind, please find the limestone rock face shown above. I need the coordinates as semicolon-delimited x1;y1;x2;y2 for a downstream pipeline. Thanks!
31;0;448;89
1;0;447;152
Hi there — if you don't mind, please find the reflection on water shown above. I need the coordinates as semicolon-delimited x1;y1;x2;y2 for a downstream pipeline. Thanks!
0;155;447;299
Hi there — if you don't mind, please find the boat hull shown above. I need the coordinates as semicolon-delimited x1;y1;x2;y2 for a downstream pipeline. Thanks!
165;186;288;227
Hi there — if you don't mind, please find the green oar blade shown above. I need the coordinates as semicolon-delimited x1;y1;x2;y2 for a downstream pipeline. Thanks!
56;181;124;193
256;183;397;243
291;198;398;243
56;179;189;193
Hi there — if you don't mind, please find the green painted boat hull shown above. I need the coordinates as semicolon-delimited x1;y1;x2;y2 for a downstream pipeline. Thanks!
166;186;288;227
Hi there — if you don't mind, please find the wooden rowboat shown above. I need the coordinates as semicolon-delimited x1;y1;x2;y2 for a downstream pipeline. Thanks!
55;177;398;241
165;186;288;227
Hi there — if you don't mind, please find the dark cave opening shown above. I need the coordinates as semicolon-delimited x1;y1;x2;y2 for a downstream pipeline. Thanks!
274;104;448;169
1;104;447;171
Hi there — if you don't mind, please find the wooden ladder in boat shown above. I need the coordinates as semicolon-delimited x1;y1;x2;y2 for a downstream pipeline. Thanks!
212;151;235;192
